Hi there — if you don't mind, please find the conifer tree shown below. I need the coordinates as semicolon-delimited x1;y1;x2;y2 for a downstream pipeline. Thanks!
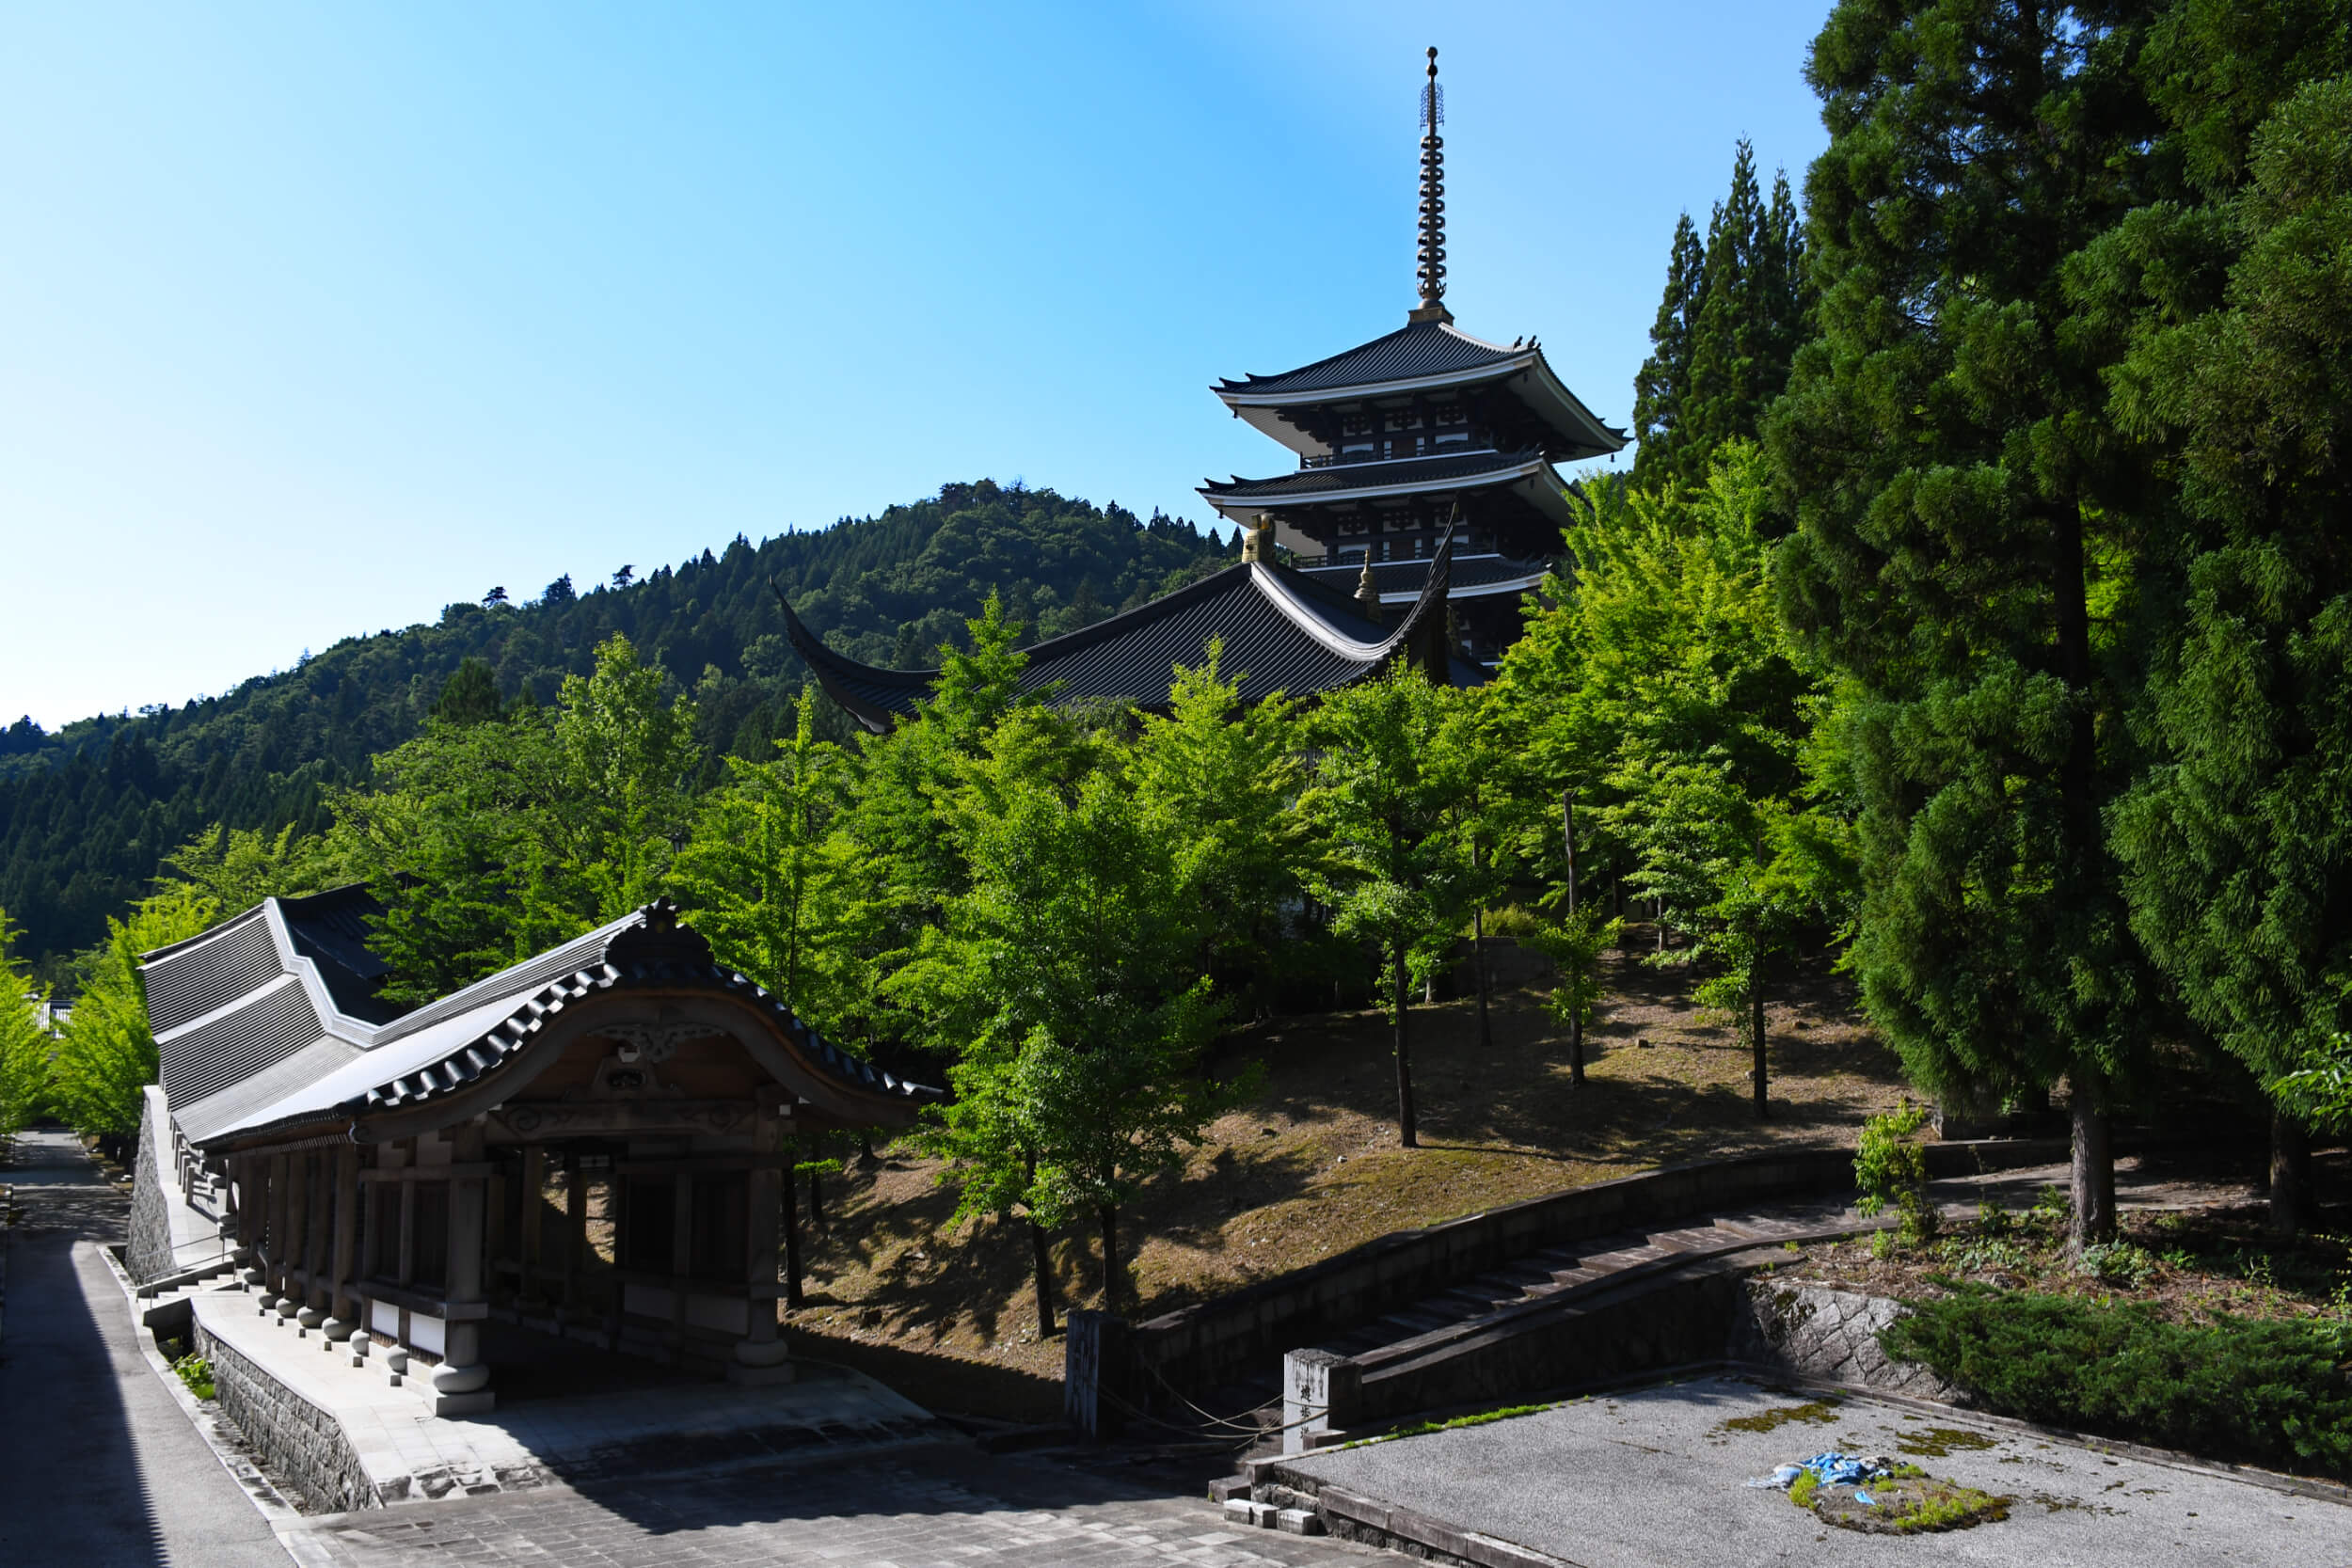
2106;42;2352;1233
1683;140;1769;469
1770;0;2168;1243
1631;144;1811;487
1630;214;1707;485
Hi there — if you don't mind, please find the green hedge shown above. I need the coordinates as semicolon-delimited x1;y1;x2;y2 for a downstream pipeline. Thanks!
1879;1288;2352;1478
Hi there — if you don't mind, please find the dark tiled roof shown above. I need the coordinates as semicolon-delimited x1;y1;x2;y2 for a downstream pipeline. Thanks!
1217;319;1526;397
1295;554;1551;597
781;540;1486;734
147;893;942;1148
344;902;936;1119
1203;449;1549;504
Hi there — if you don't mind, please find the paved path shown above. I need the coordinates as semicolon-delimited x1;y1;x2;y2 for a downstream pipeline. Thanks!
279;1443;1385;1568
0;1128;293;1568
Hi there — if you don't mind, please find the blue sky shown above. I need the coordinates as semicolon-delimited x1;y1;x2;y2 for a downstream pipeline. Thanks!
1;1;1833;730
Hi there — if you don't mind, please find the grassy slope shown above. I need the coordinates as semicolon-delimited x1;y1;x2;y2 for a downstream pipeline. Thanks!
787;933;1910;1418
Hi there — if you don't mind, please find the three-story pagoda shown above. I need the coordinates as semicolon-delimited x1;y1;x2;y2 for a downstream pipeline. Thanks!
1200;49;1626;664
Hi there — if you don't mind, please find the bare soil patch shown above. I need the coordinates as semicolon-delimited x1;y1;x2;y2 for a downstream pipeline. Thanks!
787;933;1911;1409
1766;1166;2352;1327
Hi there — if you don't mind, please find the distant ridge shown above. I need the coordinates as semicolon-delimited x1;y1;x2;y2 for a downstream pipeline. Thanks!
0;480;1234;971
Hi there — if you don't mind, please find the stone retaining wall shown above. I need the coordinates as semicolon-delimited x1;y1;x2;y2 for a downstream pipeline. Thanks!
1727;1278;1959;1402
195;1317;379;1513
126;1094;178;1285
1117;1138;2062;1402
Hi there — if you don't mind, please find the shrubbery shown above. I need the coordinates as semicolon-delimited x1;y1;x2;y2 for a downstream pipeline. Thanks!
1880;1287;2352;1478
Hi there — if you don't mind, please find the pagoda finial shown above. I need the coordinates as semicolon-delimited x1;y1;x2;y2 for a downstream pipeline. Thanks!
1413;46;1450;322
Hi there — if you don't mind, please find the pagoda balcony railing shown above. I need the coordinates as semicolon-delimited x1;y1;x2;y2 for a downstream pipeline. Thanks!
1298;441;1487;471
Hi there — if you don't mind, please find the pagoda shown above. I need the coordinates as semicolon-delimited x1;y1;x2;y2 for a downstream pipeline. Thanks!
1200;49;1626;664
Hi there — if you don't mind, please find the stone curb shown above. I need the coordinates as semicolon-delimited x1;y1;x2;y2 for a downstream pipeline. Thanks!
95;1234;310;1528
1;1179;12;1348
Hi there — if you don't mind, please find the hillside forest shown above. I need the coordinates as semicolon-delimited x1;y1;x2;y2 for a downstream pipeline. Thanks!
4;0;2351;1322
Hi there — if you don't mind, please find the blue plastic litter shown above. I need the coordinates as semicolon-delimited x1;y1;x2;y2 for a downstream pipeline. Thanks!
1853;1490;1875;1507
1797;1451;1889;1488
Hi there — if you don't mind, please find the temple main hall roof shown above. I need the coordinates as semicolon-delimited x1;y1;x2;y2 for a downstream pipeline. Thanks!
781;535;1485;734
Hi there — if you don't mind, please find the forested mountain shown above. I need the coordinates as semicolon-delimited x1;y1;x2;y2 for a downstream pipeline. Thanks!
1;480;1235;974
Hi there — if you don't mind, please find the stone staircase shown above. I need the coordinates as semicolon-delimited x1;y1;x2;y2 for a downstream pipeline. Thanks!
1296;1196;1865;1365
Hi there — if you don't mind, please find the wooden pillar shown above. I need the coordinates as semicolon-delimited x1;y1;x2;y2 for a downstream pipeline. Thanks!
732;1112;792;1383
519;1145;546;1306
563;1150;586;1310
235;1155;266;1286
300;1152;331;1324
670;1171;694;1349
326;1145;360;1338
397;1167;417;1286
435;1123;490;1393
267;1152;294;1307
485;1155;506;1303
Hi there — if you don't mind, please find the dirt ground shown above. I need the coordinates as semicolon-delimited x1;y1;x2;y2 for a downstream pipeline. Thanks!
1769;1159;2352;1328
785;930;1914;1417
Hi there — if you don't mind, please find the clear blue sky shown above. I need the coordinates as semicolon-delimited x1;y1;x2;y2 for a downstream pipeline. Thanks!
2;1;1833;730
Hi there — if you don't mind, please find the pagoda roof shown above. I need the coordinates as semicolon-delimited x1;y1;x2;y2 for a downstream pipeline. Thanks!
780;537;1485;734
1218;317;1527;397
1200;448;1578;534
1214;315;1629;463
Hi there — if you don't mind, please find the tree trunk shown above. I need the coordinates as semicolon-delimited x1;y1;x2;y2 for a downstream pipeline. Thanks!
782;1157;803;1307
1029;1216;1058;1336
1098;1204;1122;1311
1393;941;1419;1148
807;1167;825;1230
1656;904;1667;955
2069;1066;2117;1246
2052;499;2119;1250
1565;792;1584;1087
2268;1108;2312;1238
1471;903;1493;1052
1750;951;1768;1119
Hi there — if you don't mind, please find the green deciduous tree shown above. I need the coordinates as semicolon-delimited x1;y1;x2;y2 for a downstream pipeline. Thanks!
339;633;699;1001
1299;666;1468;1148
1770;0;2169;1243
674;686;855;1023
50;889;215;1138
0;909;54;1143
899;767;1241;1313
1122;641;1309;1007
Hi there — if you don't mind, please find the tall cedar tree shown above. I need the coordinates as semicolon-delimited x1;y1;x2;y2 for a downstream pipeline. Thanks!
1770;0;2168;1243
2102;4;2352;1232
1632;147;1810;487
1630;214;1708;484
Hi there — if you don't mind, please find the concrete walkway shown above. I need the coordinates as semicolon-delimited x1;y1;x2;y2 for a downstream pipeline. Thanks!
1279;1372;2346;1567
0;1128;292;1568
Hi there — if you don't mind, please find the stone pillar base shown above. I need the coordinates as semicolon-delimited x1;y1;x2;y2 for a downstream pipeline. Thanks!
431;1362;492;1395
296;1307;326;1330
726;1361;797;1387
322;1317;357;1342
429;1391;498;1417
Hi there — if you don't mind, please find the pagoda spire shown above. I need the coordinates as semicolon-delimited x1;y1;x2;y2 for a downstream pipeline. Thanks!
1412;46;1451;324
